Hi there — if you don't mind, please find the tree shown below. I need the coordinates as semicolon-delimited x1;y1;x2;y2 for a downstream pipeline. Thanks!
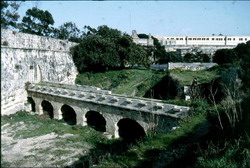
53;22;81;42
71;25;148;72
1;1;22;29
183;53;194;62
20;7;54;36
213;49;238;65
138;34;168;63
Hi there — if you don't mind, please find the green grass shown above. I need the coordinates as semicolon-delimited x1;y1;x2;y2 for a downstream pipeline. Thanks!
75;69;166;97
169;68;221;86
1;111;103;142
91;113;207;167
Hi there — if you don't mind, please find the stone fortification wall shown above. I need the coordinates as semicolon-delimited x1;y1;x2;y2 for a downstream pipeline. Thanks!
1;29;78;115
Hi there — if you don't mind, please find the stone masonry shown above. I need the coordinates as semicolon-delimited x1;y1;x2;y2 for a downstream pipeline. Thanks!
1;29;78;115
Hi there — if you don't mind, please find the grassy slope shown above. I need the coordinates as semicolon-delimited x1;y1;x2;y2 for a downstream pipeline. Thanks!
76;68;166;97
75;68;221;98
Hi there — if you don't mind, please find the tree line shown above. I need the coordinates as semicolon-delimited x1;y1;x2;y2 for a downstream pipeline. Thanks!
2;1;249;72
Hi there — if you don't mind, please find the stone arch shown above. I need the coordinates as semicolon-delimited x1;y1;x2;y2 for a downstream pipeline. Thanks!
41;100;53;119
27;97;35;112
85;111;106;132
117;118;146;142
61;104;77;125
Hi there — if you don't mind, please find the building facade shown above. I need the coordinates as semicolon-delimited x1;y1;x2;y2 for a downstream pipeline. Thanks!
154;35;250;47
154;35;250;57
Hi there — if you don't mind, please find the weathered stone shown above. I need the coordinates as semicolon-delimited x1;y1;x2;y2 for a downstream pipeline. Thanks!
1;29;78;115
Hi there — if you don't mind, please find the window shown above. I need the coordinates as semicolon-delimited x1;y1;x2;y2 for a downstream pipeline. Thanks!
228;38;231;40
216;38;219;40
193;38;196;40
233;38;235;41
171;38;174;40
176;38;179;40
180;38;183;40
202;38;205;40
245;38;247;41
197;38;201;40
239;38;243;41
188;38;192;40
212;38;214;40
206;38;209;40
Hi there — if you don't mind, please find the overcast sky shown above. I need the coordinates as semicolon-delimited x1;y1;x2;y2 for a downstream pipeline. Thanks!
18;1;250;36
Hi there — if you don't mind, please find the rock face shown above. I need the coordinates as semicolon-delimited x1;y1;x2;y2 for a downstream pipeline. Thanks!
1;29;78;115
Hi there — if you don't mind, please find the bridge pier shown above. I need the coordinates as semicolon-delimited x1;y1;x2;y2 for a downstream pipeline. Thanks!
50;101;63;120
33;97;43;115
102;113;122;139
72;106;88;126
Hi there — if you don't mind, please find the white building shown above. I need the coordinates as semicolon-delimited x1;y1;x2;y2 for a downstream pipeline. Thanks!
154;35;250;56
155;35;250;48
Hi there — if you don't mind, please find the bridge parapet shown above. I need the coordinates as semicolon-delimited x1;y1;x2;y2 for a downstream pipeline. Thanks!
27;83;190;119
36;81;111;94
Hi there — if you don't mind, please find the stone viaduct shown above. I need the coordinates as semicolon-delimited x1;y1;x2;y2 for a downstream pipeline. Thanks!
1;29;190;139
26;82;189;138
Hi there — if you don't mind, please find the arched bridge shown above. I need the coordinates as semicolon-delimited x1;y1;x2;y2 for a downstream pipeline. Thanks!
26;82;190;139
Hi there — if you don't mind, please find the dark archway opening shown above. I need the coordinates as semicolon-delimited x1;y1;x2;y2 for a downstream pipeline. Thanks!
85;111;106;132
27;97;35;112
41;100;53;119
144;75;181;100
117;118;146;142
61;104;77;125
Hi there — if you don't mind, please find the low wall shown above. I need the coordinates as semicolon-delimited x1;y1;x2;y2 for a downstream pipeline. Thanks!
151;63;217;71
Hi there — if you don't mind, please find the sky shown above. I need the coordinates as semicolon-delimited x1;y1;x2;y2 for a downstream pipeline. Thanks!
17;1;250;36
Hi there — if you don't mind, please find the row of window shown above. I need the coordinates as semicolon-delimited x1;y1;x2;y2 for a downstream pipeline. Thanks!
164;37;248;41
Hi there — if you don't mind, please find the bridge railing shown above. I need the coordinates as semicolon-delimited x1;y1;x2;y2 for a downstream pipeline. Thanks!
27;83;190;118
